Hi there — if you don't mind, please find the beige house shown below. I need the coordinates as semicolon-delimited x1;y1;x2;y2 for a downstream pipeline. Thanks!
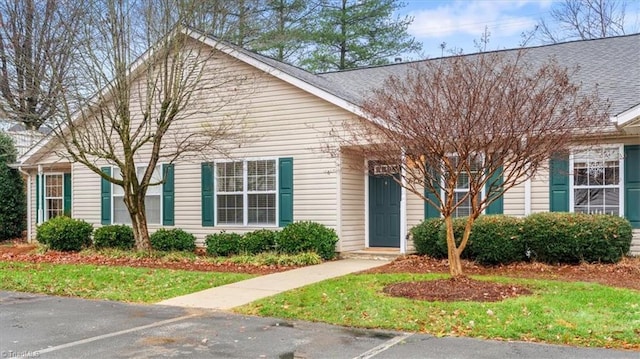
16;30;640;255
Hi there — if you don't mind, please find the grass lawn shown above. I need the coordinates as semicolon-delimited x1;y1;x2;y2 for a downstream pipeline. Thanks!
236;273;640;349
0;261;254;303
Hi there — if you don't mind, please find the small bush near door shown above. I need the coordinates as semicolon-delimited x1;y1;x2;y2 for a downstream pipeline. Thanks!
37;216;93;252
149;228;196;252
93;225;135;250
277;221;338;260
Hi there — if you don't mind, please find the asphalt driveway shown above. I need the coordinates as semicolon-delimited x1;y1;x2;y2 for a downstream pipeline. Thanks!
0;291;636;359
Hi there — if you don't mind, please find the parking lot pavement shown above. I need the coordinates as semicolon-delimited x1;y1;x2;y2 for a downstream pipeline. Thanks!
1;291;637;359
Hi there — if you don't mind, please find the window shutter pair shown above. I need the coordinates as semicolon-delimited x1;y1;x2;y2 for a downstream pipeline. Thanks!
36;173;72;222
201;158;294;227
100;164;175;226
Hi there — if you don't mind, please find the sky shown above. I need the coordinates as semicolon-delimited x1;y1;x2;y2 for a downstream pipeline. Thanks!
399;0;640;59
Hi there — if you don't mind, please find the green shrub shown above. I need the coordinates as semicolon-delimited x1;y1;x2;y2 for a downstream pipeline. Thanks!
149;228;196;252
93;225;135;250
37;216;93;252
240;229;278;254
277;221;338;260
0;132;26;241
205;231;242;256
523;212;632;264
410;218;445;258
467;215;526;265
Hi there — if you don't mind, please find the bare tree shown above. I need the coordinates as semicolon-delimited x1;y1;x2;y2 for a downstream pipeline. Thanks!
0;0;85;130
537;0;629;43
337;51;607;277
51;0;252;251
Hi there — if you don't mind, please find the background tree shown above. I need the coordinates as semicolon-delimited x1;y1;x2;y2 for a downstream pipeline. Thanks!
0;0;85;130
0;131;26;241
301;0;420;72
52;0;251;251
252;0;319;63
338;51;606;277
536;0;630;43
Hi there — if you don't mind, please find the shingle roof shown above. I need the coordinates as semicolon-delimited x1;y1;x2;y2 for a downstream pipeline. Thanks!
238;33;640;117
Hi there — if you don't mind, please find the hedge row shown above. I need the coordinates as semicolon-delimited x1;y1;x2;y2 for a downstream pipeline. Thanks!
37;217;197;252
411;213;632;265
205;221;339;260
37;217;339;260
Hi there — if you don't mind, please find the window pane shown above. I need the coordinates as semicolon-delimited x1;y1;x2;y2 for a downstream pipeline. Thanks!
248;160;276;191
145;195;161;224
217;194;243;224
248;193;276;224
217;162;243;192
113;197;131;224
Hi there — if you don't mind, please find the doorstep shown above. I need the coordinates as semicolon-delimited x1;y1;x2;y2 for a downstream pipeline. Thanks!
339;247;404;261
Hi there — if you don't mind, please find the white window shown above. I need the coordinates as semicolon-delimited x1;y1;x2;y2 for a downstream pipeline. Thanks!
571;147;623;215
446;156;482;218
45;174;64;220
216;159;277;226
112;166;162;224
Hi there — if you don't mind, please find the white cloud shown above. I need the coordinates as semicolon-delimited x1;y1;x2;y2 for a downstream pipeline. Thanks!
408;0;547;39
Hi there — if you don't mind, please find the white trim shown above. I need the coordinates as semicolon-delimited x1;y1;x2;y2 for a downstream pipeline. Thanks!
400;151;407;254
43;173;65;221
37;165;43;224
612;103;640;126
568;145;625;216
213;158;279;228
364;158;369;249
336;152;342;252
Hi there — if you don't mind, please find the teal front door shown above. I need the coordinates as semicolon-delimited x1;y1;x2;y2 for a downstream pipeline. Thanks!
369;173;401;247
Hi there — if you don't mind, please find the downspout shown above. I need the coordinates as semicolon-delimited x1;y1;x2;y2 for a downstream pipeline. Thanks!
17;166;32;242
37;164;43;225
400;148;407;254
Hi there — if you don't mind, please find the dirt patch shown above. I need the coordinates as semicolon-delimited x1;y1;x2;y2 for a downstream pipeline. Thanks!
0;243;292;275
364;255;640;294
384;276;532;302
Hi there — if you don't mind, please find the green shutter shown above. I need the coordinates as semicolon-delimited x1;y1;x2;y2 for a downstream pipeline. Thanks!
625;145;640;228
549;155;570;212
63;173;72;217
201;162;214;227
162;164;175;226
424;165;440;219
485;166;504;215
279;157;294;227
36;174;41;224
101;167;111;225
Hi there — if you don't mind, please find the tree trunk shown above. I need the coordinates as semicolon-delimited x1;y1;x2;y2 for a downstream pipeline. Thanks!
125;191;152;252
444;216;464;277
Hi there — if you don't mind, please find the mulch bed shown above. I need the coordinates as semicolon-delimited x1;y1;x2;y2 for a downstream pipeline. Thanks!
2;242;639;302
0;243;291;275
383;276;532;302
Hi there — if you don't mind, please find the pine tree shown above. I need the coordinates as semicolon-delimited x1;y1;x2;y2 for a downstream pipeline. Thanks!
301;0;420;72
0;132;26;241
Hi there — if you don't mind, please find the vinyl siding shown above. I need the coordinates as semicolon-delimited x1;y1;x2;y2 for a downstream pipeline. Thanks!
339;150;365;252
503;181;526;216
66;42;354;244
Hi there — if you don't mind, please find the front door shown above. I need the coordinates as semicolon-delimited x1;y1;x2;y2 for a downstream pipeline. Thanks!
368;172;401;247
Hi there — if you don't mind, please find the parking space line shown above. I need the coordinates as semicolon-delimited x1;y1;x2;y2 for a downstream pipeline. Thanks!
35;314;199;355
352;333;414;359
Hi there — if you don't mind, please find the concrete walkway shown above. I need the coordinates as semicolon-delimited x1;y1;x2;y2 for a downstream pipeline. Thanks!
158;259;388;310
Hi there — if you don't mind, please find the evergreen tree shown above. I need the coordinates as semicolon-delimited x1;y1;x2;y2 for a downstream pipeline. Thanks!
0;132;26;241
301;0;420;72
252;0;319;63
